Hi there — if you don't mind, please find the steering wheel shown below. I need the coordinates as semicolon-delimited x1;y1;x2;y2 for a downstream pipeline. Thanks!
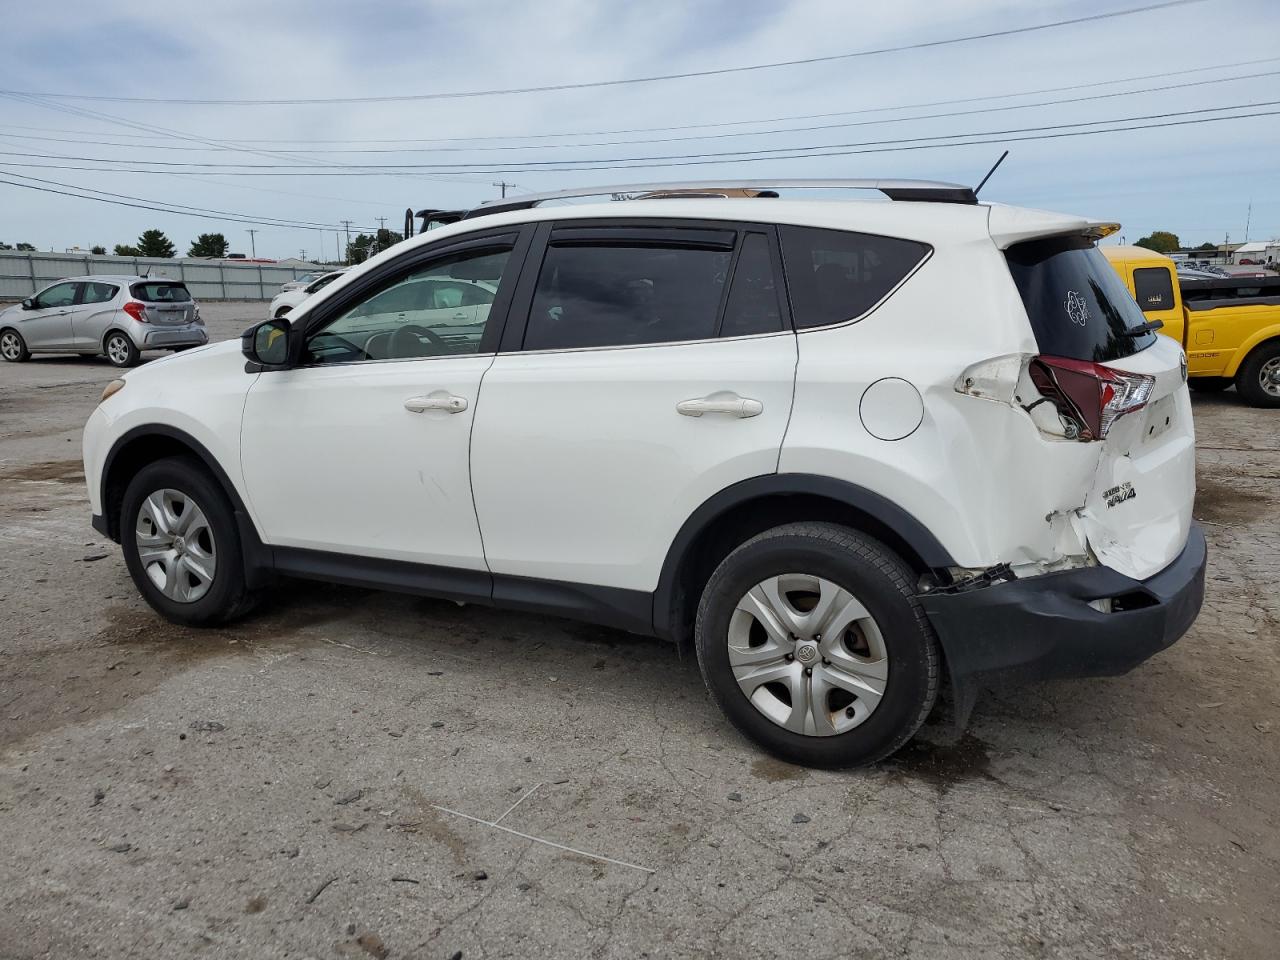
389;324;447;357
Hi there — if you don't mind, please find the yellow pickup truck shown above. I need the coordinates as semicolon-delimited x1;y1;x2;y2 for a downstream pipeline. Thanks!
1103;245;1280;407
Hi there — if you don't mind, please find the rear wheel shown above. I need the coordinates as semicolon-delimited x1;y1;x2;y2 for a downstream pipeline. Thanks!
1235;341;1280;408
1;328;30;362
120;458;257;625
1187;377;1230;393
694;522;940;768
104;331;140;368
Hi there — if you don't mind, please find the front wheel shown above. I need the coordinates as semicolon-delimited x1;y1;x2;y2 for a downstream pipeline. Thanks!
120;458;257;625
104;331;140;368
1;328;30;362
1235;341;1280;408
694;523;940;768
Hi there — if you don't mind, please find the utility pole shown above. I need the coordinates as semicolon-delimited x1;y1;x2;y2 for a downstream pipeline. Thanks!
493;181;515;199
341;221;353;265
376;217;387;231
246;229;258;258
1245;201;1252;242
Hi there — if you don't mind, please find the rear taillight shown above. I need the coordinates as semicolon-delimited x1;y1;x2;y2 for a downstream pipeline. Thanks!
122;301;147;322
1028;356;1154;441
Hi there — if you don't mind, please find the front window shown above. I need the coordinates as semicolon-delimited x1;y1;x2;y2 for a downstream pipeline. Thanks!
304;247;510;364
33;282;77;309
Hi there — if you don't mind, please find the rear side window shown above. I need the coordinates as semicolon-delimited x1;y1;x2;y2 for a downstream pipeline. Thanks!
1005;237;1155;362
720;233;783;337
1132;267;1174;312
779;226;930;329
132;281;192;303
525;242;731;350
80;281;118;304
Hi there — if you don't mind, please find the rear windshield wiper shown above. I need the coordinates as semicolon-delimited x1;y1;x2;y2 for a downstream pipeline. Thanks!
1119;319;1163;337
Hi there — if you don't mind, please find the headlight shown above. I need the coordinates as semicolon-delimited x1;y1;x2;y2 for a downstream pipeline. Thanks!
100;379;126;403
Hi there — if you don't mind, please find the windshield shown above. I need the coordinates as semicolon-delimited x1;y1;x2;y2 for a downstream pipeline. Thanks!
1005;237;1156;362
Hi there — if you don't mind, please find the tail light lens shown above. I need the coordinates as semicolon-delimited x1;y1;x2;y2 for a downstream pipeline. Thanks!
122;301;147;322
1028;356;1154;441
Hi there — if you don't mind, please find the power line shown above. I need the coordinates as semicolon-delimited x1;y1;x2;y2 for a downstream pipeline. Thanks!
3;53;1275;147
0;1;1210;106
4;67;1277;158
2;100;1273;172
0;106;1273;178
0;175;377;230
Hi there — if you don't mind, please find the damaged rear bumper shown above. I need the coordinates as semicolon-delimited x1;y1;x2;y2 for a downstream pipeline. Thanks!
920;524;1206;701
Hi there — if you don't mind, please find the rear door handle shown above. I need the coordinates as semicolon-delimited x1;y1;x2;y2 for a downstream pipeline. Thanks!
676;394;763;418
404;394;468;414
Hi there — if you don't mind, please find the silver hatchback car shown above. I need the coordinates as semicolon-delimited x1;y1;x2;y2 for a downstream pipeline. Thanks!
0;275;207;368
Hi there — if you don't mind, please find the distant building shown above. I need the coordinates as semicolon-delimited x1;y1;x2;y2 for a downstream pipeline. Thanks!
1232;241;1269;265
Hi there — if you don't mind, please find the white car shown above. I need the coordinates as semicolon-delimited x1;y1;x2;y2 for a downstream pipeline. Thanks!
82;179;1205;767
278;271;331;294
268;269;347;319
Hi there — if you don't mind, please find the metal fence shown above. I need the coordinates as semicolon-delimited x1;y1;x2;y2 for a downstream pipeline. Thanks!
0;251;329;301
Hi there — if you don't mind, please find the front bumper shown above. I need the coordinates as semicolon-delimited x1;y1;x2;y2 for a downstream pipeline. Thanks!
921;524;1206;693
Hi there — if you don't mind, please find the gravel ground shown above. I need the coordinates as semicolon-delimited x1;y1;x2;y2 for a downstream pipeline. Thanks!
1;302;1277;959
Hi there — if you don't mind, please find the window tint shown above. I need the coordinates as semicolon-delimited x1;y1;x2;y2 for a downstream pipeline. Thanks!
132;281;192;303
305;247;511;365
34;282;77;309
305;273;341;294
80;281;118;305
1132;267;1174;312
779;226;929;328
720;233;783;336
1005;236;1155;362
525;242;731;350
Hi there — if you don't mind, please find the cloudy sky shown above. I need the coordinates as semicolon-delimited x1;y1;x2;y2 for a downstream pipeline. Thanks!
1;0;1277;259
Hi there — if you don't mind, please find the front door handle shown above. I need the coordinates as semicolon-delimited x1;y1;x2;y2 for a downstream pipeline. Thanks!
404;394;468;414
676;394;764;418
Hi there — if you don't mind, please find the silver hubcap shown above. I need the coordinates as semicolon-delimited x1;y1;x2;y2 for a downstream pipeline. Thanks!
728;574;889;737
1261;357;1280;397
1;333;20;359
107;336;130;364
135;489;217;602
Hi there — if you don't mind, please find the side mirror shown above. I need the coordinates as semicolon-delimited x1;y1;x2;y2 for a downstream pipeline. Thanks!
241;318;292;369
21;298;34;310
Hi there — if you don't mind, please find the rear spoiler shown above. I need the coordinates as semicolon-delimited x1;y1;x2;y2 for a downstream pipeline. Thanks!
987;203;1120;250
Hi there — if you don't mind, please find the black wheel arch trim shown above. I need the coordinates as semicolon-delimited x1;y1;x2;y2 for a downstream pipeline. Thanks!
651;473;956;638
98;424;274;586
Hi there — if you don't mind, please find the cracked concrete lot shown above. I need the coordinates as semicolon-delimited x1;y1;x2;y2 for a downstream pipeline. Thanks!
1;303;1277;959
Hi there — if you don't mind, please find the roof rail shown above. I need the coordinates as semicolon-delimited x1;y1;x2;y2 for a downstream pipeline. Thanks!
461;178;978;220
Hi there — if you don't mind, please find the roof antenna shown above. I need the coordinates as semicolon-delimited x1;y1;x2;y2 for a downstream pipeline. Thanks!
974;150;1009;197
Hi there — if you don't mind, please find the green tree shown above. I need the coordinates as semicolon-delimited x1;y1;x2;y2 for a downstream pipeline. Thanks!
15;242;36;252
1134;231;1181;254
0;242;11;251
1195;242;1217;251
114;243;142;257
187;232;229;258
346;228;404;264
91;245;107;255
136;229;176;258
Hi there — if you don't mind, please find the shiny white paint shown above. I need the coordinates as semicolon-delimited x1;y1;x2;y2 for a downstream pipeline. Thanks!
470;333;797;590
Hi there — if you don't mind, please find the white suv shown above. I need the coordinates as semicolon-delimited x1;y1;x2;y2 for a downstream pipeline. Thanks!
82;179;1206;767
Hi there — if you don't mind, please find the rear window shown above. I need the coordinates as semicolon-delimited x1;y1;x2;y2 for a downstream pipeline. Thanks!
1005;237;1155;362
131;281;192;303
779;225;930;329
1132;267;1175;312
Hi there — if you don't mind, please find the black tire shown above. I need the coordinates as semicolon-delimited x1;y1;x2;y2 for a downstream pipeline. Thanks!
694;522;940;768
120;457;258;626
1187;377;1231;393
104;331;141;368
0;328;30;362
1234;340;1280;408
